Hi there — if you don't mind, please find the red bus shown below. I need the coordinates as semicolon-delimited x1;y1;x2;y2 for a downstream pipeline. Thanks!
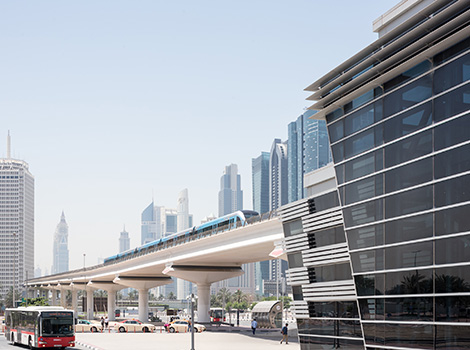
5;306;75;349
209;308;225;322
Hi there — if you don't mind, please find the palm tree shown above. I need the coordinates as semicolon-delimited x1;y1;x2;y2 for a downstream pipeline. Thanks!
168;292;177;300
232;290;248;326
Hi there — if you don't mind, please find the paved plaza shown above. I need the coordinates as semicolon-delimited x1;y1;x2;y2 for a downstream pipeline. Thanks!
74;331;300;350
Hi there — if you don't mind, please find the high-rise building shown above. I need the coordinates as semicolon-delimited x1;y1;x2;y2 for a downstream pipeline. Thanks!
252;152;272;295
0;133;34;299
301;1;470;348
119;226;130;253
177;188;189;232
52;211;69;274
269;139;288;211
176;189;192;299
141;201;156;244
288;110;331;203
252;152;270;215
218;164;243;217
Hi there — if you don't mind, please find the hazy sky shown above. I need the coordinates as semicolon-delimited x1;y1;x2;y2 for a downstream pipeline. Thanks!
0;1;398;273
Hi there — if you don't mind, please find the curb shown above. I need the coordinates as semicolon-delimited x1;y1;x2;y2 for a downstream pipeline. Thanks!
75;340;105;350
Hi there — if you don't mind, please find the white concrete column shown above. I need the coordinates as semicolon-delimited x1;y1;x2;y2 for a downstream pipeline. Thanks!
71;290;78;314
138;289;149;322
51;290;57;306
86;290;94;320
60;290;66;308
108;291;116;321
197;283;211;323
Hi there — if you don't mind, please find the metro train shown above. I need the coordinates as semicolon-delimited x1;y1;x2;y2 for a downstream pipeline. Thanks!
104;210;259;265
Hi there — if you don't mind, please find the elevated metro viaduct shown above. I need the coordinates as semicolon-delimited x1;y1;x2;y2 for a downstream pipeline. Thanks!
27;216;285;323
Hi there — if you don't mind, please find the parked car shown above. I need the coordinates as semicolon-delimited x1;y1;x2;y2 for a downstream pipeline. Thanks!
113;319;156;333
168;319;206;333
74;320;102;333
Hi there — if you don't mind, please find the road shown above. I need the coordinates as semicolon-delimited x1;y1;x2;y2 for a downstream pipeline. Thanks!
0;334;88;349
0;330;299;350
75;331;299;350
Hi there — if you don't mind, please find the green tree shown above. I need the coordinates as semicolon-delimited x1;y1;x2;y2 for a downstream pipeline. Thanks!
128;289;138;301
168;292;177;300
5;287;21;308
217;288;232;311
210;294;220;308
20;297;49;306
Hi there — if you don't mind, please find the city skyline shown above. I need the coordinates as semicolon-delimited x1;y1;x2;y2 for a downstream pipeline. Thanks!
0;1;398;273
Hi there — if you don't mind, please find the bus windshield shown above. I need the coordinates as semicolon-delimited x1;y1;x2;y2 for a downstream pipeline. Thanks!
41;314;74;336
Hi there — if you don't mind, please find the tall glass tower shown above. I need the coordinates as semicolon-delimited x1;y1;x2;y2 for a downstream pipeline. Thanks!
52;211;69;274
252;152;270;215
218;164;243;217
141;201;156;244
269;139;288;211
288;110;331;203
0;133;34;300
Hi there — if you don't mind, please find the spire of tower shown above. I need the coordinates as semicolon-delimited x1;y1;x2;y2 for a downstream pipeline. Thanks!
61;211;66;221
6;131;11;159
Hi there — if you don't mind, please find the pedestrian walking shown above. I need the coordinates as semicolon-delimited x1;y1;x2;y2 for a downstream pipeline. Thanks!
100;316;104;331
105;315;109;329
251;318;257;335
280;323;288;344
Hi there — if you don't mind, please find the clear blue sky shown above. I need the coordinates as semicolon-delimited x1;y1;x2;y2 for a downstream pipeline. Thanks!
0;1;398;272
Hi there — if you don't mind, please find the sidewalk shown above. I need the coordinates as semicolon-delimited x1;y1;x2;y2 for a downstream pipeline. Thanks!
75;330;300;350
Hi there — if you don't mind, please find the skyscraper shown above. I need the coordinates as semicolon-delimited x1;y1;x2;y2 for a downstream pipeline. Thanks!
177;188;189;232
141;201;157;244
52;211;69;274
218;164;243;217
288;110;331;203
252;152;270;215
269;139;288;211
0;133;34;299
119;226;130;253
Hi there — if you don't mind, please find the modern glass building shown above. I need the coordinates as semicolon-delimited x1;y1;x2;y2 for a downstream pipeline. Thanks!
218;163;243;217
141;201;156;244
304;1;470;348
252;151;270;215
52;211;69;274
0;135;34;300
269;138;288;211
288;110;331;203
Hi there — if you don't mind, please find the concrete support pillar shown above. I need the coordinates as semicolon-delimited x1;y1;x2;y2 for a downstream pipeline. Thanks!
60;290;66;308
197;283;211;323
86;290;94;320
108;291;116;321
138;289;149;322
113;276;172;322
50;290;57;306
71;290;78;314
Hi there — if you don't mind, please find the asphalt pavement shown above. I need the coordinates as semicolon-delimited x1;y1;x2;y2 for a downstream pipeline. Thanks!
0;328;299;350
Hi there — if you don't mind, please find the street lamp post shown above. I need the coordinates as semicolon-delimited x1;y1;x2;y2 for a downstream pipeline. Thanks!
190;293;195;350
